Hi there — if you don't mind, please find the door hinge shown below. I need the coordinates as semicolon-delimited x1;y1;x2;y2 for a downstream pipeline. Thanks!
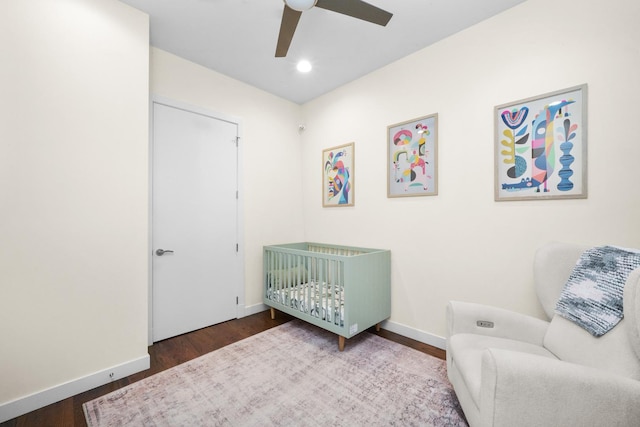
236;243;239;252
236;190;238;199
236;296;239;305
235;136;240;147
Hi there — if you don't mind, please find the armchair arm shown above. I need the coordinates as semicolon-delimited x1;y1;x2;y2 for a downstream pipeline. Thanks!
481;348;640;427
447;301;549;346
624;268;640;360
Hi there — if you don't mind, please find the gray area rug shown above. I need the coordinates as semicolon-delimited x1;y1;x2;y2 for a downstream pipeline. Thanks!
84;320;467;426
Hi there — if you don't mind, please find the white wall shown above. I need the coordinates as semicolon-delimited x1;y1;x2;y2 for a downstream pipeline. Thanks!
0;0;149;420
301;0;640;339
150;48;306;309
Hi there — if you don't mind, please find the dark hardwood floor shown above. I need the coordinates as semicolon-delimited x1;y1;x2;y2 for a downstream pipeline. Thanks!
2;310;445;426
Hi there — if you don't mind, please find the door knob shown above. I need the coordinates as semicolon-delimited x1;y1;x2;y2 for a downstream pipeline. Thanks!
155;249;174;256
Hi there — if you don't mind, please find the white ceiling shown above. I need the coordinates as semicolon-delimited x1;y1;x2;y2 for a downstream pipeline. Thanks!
119;0;527;104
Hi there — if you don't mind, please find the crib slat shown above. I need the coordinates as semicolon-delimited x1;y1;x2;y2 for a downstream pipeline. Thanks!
318;257;325;322
330;259;335;325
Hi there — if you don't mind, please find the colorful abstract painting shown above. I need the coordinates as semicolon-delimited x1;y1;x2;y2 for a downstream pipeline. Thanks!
323;142;354;207
387;114;438;198
495;85;587;201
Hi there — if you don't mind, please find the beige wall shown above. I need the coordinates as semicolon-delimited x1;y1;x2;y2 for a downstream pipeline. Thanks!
150;48;306;309
0;0;149;417
300;0;640;338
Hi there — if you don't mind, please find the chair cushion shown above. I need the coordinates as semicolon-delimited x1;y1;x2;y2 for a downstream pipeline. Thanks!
544;315;640;380
448;333;558;405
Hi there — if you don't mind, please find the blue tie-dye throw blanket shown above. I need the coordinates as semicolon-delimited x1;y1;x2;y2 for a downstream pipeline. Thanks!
556;245;640;337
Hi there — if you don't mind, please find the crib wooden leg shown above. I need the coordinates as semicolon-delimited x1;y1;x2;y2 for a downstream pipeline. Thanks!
338;335;345;352
270;307;275;320
375;323;381;332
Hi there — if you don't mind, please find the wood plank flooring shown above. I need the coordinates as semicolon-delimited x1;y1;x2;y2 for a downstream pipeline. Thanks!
1;311;445;426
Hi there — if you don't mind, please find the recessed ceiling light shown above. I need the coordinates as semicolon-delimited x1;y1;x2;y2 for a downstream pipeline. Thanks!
297;60;312;73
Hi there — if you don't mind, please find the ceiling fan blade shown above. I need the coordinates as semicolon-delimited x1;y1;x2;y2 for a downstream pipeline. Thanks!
315;0;392;26
275;5;303;57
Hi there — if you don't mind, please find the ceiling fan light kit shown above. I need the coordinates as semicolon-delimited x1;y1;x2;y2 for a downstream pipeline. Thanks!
276;0;393;58
284;0;317;12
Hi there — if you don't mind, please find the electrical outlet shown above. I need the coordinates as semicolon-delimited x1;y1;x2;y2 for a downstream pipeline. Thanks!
477;320;494;328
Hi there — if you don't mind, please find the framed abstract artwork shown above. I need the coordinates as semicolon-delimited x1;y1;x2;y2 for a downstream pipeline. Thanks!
494;84;588;201
322;142;354;207
387;114;438;197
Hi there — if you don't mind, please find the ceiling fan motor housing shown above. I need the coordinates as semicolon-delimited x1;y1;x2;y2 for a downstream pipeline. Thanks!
284;0;318;12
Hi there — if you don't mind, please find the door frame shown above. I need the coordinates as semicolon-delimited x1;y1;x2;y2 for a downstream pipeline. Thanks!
148;95;245;345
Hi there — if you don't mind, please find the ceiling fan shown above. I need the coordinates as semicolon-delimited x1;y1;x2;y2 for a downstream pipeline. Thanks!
276;0;393;57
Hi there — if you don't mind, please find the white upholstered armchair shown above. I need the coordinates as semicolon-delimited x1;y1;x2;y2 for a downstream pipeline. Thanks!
446;242;640;427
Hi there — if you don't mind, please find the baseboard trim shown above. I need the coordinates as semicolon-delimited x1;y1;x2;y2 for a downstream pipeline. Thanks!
243;302;268;317
380;319;447;350
0;354;150;423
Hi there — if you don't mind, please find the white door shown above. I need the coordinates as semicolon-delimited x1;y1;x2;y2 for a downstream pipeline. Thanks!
152;100;239;342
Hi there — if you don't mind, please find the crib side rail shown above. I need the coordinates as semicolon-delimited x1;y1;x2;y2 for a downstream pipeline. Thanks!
263;246;348;336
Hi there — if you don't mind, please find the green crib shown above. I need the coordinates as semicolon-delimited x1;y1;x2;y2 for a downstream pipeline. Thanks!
263;242;391;351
